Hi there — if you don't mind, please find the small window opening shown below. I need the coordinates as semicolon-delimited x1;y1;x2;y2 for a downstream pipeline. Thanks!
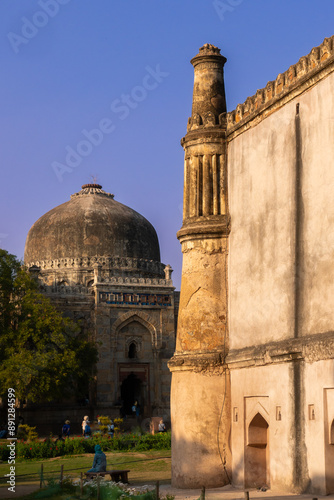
128;342;137;359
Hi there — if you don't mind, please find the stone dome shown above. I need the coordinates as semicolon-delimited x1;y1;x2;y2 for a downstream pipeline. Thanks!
24;184;162;272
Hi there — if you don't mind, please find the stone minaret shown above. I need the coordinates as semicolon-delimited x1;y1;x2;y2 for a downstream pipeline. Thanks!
168;44;231;488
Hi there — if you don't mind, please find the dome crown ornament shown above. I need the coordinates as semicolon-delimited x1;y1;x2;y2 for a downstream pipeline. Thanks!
71;183;114;199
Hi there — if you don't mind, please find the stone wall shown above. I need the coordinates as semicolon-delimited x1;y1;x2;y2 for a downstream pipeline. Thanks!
227;37;334;494
172;35;334;495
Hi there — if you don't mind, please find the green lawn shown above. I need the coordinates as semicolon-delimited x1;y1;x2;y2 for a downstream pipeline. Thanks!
0;450;172;488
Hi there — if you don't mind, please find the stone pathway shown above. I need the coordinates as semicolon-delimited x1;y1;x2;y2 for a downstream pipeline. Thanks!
157;484;334;500
1;482;334;499
0;483;39;498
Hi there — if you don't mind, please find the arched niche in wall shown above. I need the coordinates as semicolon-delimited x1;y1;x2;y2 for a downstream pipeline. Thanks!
128;341;138;359
111;311;159;349
247;412;269;447
245;412;269;489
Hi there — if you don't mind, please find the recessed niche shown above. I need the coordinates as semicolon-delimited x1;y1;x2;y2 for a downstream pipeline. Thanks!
276;406;282;421
308;404;315;421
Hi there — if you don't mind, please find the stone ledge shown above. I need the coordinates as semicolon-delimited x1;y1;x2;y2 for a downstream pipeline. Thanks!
227;331;334;369
177;215;231;241
181;126;226;146
168;351;227;374
168;333;334;373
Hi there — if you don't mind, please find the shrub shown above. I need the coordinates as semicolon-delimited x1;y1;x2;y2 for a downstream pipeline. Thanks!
31;477;163;499
17;424;38;441
0;442;10;461
97;415;111;436
10;431;171;460
113;417;124;435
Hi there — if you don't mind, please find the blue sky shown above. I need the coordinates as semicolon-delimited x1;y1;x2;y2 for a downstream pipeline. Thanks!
1;0;334;289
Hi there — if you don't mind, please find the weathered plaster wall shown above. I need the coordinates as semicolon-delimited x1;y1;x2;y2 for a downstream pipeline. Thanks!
171;369;231;488
228;99;297;349
175;237;228;353
228;71;334;348
172;38;334;494
304;359;334;494
297;73;334;335
228;66;334;494
230;364;294;491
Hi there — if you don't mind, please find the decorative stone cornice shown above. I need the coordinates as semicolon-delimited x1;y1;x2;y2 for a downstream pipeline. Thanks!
303;335;334;363
226;36;334;136
70;184;114;199
184;113;227;139
27;256;165;276
177;215;231;242
169;332;333;373
226;331;334;369
43;285;93;296
95;276;174;288
168;351;227;375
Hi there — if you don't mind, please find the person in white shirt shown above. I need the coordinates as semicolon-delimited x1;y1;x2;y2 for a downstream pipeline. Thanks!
158;419;166;432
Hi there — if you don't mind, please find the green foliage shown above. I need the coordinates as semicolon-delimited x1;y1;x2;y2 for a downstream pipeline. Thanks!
113;417;124;435
34;476;77;498
98;415;112;435
17;424;38;441
0;249;98;403
0;432;171;461
32;478;161;499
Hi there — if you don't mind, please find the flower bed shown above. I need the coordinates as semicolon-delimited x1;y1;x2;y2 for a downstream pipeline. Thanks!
0;432;171;461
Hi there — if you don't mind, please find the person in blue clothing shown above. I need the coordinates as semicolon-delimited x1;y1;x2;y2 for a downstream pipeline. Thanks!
61;420;70;438
84;420;91;437
107;420;115;438
87;445;107;472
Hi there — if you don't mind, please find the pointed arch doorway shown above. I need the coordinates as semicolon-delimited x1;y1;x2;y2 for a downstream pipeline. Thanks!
119;364;150;416
121;373;142;415
245;412;269;488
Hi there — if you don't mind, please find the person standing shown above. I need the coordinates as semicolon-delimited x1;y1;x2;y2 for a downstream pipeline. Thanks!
84;420;91;437
62;420;70;438
82;416;89;436
158;419;166;432
107;420;115;438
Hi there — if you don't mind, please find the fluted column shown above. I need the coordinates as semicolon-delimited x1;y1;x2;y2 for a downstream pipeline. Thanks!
212;154;219;215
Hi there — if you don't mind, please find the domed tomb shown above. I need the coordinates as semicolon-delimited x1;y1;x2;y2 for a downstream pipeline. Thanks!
24;184;164;283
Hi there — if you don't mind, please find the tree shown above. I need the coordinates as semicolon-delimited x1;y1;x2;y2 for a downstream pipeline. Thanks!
0;249;97;403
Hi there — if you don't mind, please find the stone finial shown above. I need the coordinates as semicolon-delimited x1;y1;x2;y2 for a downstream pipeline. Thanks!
191;42;227;67
198;43;221;56
187;43;227;132
82;183;102;189
71;184;114;199
164;264;173;280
